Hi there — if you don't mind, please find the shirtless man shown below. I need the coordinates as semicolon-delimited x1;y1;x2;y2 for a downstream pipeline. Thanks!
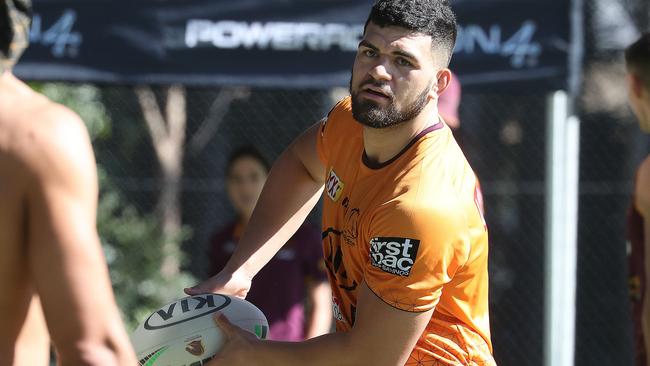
0;1;137;364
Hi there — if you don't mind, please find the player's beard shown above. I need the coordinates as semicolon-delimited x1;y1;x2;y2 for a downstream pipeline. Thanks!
350;77;433;129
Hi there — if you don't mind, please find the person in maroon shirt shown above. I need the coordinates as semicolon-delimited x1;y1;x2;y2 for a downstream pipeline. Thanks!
625;32;650;366
207;146;332;341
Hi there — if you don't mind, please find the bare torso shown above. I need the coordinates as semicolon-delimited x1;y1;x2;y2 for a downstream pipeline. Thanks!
0;75;55;365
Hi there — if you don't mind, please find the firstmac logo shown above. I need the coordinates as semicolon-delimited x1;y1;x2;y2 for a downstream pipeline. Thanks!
325;168;345;202
369;237;420;277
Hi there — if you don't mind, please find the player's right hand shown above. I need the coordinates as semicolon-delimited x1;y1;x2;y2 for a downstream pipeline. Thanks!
205;313;260;366
184;269;252;299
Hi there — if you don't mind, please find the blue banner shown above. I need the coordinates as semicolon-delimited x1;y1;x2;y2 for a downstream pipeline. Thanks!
15;0;570;89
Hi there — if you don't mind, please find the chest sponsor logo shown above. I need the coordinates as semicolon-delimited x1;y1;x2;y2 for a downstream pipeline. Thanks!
325;168;345;202
369;237;420;277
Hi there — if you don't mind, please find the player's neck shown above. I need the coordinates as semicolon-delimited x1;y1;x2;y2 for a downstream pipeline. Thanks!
362;102;438;166
0;71;32;97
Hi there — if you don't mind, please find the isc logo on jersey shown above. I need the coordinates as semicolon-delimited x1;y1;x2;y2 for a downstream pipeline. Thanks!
325;168;344;202
369;237;420;277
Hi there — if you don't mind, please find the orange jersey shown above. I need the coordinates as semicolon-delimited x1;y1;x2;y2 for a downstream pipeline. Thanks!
317;97;494;365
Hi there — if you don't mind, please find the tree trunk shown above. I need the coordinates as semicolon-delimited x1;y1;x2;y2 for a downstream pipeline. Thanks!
135;85;251;279
135;85;186;279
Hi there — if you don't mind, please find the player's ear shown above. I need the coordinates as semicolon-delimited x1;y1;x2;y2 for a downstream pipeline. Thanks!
433;69;452;98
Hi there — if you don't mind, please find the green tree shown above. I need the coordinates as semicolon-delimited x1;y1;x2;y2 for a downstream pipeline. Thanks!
97;169;194;328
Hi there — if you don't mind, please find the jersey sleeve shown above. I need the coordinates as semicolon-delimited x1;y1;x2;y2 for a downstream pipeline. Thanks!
316;97;351;166
364;197;471;312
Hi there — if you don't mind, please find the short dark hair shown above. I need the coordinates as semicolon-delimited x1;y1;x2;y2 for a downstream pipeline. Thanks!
364;0;457;66
226;145;270;177
0;0;31;73
626;32;650;87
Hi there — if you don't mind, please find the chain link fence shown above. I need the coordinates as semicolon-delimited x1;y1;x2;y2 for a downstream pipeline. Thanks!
37;82;546;365
459;91;547;366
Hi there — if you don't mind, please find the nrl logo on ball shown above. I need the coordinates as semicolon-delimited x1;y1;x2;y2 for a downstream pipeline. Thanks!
185;339;205;356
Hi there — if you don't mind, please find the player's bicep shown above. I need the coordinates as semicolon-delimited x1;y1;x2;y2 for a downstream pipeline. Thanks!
26;114;114;347
289;120;326;184
348;283;433;366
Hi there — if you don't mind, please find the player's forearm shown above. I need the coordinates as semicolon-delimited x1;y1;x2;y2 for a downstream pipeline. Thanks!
251;331;364;366
47;296;138;366
56;339;135;366
55;317;137;366
225;146;324;279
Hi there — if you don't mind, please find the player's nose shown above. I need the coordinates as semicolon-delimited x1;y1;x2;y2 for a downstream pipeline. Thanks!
368;61;392;82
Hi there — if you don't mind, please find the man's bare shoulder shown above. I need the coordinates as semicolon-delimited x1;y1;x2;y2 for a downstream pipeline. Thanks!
0;85;90;180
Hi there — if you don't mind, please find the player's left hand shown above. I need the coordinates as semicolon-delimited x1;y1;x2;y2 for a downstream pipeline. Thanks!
184;268;252;299
206;313;261;366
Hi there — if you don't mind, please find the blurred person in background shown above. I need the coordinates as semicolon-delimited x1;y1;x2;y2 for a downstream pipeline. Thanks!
0;0;137;365
207;145;332;341
438;71;461;130
625;32;650;366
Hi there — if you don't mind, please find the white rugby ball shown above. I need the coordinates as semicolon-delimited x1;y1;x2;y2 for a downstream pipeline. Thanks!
131;294;268;366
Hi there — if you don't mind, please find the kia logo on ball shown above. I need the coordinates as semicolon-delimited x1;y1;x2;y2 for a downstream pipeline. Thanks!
144;294;231;330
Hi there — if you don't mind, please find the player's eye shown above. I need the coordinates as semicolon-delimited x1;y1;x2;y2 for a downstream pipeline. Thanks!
362;49;377;58
396;57;413;67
